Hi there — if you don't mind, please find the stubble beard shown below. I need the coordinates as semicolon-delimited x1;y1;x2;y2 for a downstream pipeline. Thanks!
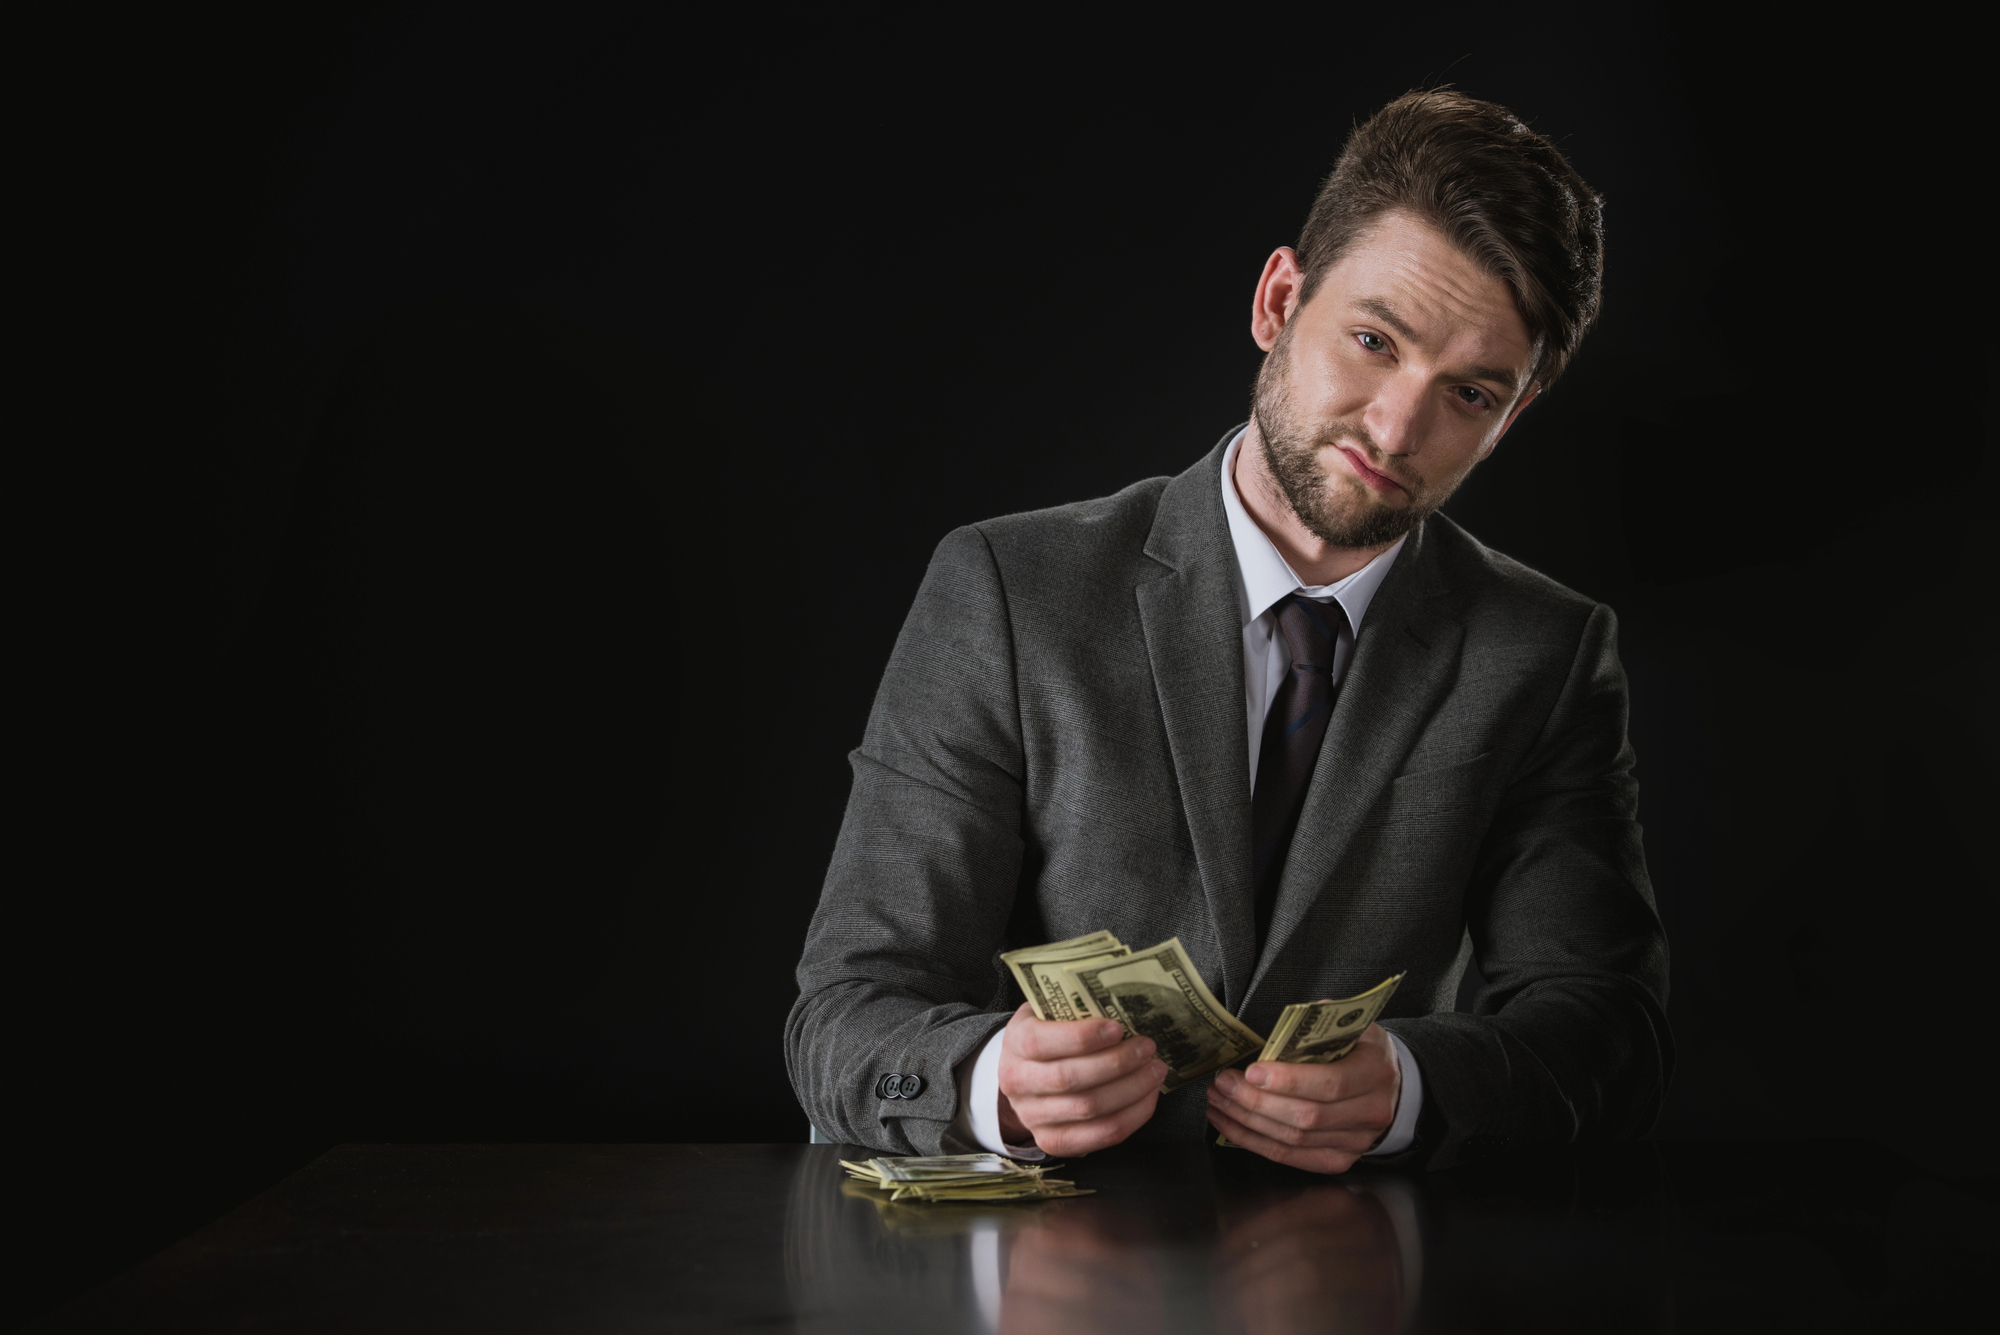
1250;326;1458;551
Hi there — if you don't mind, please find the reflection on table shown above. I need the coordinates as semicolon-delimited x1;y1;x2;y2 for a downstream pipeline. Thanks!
788;1146;1425;1334
35;1140;1991;1333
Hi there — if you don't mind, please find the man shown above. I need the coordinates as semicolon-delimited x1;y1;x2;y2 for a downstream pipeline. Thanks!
787;90;1671;1172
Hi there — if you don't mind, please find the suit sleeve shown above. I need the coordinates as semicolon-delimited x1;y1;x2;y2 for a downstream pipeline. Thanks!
785;525;1024;1152
1381;603;1673;1167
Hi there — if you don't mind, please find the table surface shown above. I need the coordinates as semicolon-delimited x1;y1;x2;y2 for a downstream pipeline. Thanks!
32;1140;1995;1333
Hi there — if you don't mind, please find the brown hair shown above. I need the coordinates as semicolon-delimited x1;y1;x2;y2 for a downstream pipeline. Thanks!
1296;89;1605;390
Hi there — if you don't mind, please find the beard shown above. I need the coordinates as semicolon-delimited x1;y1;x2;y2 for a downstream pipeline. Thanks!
1250;325;1460;550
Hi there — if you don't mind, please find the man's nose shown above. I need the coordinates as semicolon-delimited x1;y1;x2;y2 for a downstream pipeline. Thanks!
1362;376;1431;456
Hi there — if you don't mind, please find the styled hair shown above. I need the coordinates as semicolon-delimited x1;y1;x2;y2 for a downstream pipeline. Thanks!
1296;89;1605;390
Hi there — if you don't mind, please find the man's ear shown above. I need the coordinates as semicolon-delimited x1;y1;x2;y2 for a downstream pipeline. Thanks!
1479;386;1541;459
1251;248;1304;352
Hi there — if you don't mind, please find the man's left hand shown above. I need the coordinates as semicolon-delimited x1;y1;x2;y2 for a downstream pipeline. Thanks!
1203;1023;1401;1174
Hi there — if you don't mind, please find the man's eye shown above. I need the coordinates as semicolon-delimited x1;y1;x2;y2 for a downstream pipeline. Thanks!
1357;332;1387;352
1455;386;1487;407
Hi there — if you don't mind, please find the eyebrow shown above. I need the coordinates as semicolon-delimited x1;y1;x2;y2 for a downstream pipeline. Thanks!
1354;297;1418;342
1352;297;1525;392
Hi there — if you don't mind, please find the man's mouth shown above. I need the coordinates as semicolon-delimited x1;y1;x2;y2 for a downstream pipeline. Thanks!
1333;444;1405;495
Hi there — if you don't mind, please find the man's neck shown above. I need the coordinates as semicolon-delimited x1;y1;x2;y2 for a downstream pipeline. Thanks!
1234;421;1399;586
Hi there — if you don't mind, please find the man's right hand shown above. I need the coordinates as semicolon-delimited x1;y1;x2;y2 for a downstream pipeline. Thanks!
995;1002;1168;1156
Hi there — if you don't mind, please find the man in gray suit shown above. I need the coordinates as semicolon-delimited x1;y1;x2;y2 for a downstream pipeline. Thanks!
788;90;1670;1172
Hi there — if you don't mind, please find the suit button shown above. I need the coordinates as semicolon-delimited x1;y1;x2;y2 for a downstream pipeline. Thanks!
875;1073;900;1099
896;1074;925;1098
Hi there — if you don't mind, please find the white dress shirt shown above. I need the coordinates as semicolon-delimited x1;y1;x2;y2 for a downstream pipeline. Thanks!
958;429;1424;1159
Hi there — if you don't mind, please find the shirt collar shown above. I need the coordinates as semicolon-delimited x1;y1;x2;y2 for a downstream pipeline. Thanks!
1220;427;1406;631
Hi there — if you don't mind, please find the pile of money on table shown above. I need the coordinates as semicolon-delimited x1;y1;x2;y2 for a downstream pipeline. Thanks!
840;1154;1090;1202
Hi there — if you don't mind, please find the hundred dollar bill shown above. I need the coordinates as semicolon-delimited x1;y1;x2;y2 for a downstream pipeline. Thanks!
846;1154;1023;1182
1055;937;1264;1091
1216;973;1405;1148
840;1154;1090;1202
1257;973;1406;1065
1000;931;1130;1022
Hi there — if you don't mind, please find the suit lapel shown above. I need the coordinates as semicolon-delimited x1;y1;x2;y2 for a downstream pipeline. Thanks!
1135;436;1257;1010
1247;518;1462;1002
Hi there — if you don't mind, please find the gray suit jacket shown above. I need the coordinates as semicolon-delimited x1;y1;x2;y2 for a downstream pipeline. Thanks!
787;432;1671;1168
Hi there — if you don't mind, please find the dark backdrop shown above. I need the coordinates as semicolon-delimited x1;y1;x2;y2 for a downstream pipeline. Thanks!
14;3;1994;1327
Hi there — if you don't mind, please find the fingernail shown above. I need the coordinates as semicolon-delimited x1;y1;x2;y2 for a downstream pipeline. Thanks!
1137;1039;1157;1060
1151;1060;1169;1081
1247;1066;1270;1088
1215;1071;1239;1095
1100;1022;1123;1042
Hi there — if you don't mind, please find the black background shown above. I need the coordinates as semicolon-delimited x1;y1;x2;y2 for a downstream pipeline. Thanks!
13;2;1995;1327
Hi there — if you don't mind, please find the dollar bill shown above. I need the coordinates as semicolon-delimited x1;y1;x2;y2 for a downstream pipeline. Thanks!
1055;937;1265;1091
1256;973;1406;1064
847;1154;1022;1182
1216;973;1406;1148
1000;932;1130;1022
840;1154;1090;1202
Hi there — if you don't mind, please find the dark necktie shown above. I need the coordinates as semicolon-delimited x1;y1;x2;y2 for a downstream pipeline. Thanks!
1251;594;1348;952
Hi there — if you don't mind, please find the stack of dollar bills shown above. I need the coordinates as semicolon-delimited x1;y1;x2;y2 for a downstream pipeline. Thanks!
1254;973;1406;1065
1000;932;1404;1092
840;1154;1090;1202
999;933;1265;1091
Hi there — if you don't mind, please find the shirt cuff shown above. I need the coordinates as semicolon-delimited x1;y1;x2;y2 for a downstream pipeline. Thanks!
967;1025;1047;1161
1362;1030;1424;1157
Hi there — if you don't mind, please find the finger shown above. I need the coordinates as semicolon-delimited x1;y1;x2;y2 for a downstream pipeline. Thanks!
1240;1051;1392;1101
1244;1060;1354;1100
1207;1090;1380;1152
1004;1034;1159;1098
1241;1027;1398;1098
1206;1103;1360;1175
1211;1068;1393;1137
1014;1054;1170;1127
1217;1060;1397;1132
1033;1084;1160;1157
1208;1071;1384;1146
1006;1008;1128;1061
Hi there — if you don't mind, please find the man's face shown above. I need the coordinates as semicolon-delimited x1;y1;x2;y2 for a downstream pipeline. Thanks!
1252;210;1540;549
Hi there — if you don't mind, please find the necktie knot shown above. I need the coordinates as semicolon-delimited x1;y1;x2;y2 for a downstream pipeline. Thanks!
1276;594;1346;670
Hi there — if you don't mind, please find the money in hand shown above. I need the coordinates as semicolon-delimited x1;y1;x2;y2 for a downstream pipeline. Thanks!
1006;933;1266;1092
1056;938;1266;1092
1216;973;1405;1148
1257;973;1406;1065
999;932;1129;1022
